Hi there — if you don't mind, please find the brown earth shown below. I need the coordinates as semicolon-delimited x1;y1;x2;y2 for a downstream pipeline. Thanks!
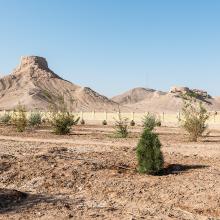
0;124;219;220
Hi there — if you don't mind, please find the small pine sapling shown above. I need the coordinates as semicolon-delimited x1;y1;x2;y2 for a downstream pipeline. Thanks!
130;120;135;126
136;129;164;175
114;110;129;138
142;113;161;131
102;120;107;126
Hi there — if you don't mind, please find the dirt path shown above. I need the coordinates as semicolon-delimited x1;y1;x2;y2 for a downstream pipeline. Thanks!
0;135;131;147
0;133;219;158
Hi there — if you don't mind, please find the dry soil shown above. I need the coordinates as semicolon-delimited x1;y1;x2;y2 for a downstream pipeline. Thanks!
0;124;219;220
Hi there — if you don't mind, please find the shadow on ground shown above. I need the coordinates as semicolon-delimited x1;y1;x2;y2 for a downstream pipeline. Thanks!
0;188;67;214
161;164;209;175
202;139;220;143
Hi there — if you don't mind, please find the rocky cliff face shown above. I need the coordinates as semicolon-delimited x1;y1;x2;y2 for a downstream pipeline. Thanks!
0;56;119;111
18;56;48;69
12;56;61;79
169;86;190;94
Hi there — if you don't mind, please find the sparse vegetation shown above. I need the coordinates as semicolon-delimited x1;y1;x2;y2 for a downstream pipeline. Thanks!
136;128;164;175
181;90;210;100
185;90;200;99
49;95;79;134
130;120;135;126
157;121;162;127
179;96;210;142
142;113;161;131
0;113;11;125
48;93;70;113
42;89;53;100
102;120;107;126
114;111;129;138
11;104;28;132
50;111;79;135
28;112;42;127
0;119;219;219
80;119;85;125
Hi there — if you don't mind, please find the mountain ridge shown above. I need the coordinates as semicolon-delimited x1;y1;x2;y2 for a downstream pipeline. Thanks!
1;56;220;113
112;87;220;113
0;56;120;112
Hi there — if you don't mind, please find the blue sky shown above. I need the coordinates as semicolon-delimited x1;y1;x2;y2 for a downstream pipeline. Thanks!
0;0;220;97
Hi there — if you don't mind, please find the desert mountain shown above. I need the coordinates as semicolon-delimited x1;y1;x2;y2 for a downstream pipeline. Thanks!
112;87;220;113
112;87;166;105
0;56;120;111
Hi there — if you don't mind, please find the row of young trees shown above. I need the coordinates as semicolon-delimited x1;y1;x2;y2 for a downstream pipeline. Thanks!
0;104;80;134
0;94;209;140
115;95;210;175
139;96;210;175
112;95;210;142
0;95;210;175
0;106;160;134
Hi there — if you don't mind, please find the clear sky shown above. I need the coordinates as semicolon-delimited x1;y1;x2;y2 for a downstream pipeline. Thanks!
0;0;220;97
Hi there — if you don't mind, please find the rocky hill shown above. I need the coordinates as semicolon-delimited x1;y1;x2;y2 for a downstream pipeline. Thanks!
0;56;120;111
112;87;220;113
112;87;166;105
1;57;220;113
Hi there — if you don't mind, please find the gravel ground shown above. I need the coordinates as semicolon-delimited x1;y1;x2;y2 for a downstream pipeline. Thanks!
0;125;219;220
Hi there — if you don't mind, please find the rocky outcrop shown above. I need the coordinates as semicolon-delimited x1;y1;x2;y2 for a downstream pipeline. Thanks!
169;86;211;99
192;89;209;98
18;56;48;69
12;56;61;79
169;86;190;94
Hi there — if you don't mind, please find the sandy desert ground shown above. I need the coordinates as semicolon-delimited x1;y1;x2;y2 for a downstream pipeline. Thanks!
0;124;219;220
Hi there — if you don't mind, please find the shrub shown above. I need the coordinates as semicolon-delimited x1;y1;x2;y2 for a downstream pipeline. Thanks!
0;113;11;125
136;129;164;175
80;119;85;125
48;95;80;134
50;112;79;135
11;104;28;132
102;120;107;126
157;121;162;127
114;111;129;138
28;112;42;127
180;97;209;142
184;91;200;99
41;112;53;125
130;120;135;126
142;113;161;131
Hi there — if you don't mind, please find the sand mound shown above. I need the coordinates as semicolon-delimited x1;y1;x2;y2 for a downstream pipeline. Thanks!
0;56;120;112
